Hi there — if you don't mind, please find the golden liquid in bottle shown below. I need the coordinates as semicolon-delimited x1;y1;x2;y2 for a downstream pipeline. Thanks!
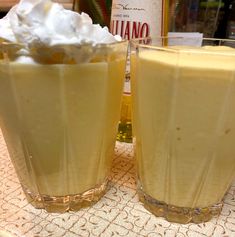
116;92;132;143
111;0;169;143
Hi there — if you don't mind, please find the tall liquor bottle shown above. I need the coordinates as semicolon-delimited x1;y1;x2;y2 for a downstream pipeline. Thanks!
110;0;168;143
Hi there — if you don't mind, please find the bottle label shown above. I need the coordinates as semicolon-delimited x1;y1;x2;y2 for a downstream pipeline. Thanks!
110;0;165;40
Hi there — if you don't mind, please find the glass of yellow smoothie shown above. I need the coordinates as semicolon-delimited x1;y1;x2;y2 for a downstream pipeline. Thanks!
0;40;127;213
0;40;128;212
131;37;235;223
0;0;127;213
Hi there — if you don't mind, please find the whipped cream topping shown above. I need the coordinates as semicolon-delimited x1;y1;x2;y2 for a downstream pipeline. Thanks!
0;0;121;47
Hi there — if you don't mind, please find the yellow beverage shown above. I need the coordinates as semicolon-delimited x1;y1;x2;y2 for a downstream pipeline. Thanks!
131;40;235;223
0;42;127;212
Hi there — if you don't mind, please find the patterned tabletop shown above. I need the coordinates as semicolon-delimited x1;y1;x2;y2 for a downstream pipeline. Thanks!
0;130;235;237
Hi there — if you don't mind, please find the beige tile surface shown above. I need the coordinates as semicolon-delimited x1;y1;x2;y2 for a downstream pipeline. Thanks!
0;130;234;237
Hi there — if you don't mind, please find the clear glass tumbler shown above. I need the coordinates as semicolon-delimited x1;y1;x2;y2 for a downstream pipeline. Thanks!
131;37;235;223
0;41;127;212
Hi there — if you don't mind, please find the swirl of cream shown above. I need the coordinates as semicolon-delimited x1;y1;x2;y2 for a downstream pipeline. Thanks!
0;0;121;46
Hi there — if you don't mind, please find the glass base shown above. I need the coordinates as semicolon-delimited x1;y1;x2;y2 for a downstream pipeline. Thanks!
23;180;108;213
138;188;223;224
116;121;132;143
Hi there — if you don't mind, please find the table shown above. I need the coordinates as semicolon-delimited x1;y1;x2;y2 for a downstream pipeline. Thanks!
0;130;234;237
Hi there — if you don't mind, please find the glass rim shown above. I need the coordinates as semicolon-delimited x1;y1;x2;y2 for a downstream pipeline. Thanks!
130;36;235;43
130;37;235;56
0;39;128;65
0;39;128;48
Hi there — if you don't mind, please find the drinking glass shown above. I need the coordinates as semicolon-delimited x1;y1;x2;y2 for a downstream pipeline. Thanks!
131;37;235;223
0;40;127;212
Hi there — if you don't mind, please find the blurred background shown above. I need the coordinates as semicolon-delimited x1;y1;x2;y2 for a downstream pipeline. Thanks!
0;0;74;18
168;0;235;40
